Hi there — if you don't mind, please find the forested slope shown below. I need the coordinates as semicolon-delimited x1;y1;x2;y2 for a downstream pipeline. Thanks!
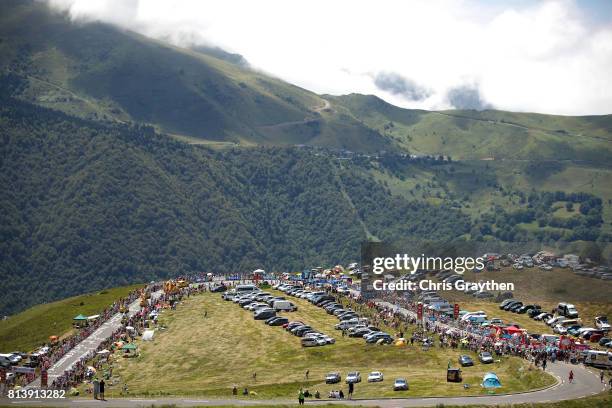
0;90;472;315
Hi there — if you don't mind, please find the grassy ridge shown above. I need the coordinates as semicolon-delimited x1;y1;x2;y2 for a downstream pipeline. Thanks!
0;284;142;352
112;291;554;399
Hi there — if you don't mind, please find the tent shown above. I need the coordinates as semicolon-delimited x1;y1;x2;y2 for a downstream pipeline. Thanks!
481;372;501;388
97;349;110;355
73;314;88;321
142;330;155;341
504;326;523;335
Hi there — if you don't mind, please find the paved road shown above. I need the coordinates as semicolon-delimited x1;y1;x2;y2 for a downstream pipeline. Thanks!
28;291;163;388
6;291;606;407
2;363;607;408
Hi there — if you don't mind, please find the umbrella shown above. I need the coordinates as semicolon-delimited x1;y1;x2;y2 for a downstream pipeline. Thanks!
97;349;110;355
73;314;88;321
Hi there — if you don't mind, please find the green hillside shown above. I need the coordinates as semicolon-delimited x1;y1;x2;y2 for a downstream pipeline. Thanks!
331;94;612;162
0;0;390;152
0;284;142;352
0;89;473;315
0;0;611;318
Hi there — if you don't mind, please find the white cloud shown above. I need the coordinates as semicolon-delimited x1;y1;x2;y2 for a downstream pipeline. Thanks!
47;0;612;115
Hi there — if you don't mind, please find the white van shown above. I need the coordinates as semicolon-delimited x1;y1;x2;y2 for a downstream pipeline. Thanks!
273;300;297;312
584;350;612;368
235;284;259;293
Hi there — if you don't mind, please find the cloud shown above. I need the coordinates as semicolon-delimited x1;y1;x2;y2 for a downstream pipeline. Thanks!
45;0;612;115
372;72;431;101
447;85;492;110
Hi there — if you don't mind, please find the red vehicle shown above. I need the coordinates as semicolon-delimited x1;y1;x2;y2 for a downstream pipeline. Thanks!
590;333;604;343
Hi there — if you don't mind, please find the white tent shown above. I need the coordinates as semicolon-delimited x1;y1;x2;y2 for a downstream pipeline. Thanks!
142;330;155;341
97;349;110;355
253;268;265;274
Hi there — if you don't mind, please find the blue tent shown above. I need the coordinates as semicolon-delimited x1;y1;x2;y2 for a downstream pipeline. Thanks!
481;372;501;388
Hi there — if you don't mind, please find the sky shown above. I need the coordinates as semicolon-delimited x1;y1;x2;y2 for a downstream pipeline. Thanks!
48;0;612;115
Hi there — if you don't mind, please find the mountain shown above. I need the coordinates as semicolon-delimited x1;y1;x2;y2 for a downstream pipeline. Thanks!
3;1;610;160
0;1;611;316
330;94;612;162
0;88;471;315
0;0;390;152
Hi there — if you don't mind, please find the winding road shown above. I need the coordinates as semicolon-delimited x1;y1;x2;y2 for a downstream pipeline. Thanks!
2;362;607;407
5;292;606;407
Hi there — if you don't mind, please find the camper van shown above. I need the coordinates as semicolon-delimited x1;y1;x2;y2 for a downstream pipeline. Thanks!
235;284;260;294
557;302;579;318
273;300;297;312
584;350;612;368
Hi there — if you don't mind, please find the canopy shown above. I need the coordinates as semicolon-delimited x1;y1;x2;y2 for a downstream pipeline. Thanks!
121;343;138;350
97;349;110;355
504;326;523;335
253;269;265;274
87;315;100;320
73;314;88;321
482;372;501;388
142;330;155;341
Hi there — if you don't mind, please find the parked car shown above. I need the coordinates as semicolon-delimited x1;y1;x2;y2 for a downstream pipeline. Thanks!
553;324;568;335
349;327;372;338
266;317;289;326
393;378;409;391
301;337;321;347
599;337;611;347
325;372;341;384
517;305;540;314
458;355;474;367
210;284;227;293
285;321;304;331
595;316;610;331
367;371;384;382
0;354;13;368
508;303;524;313
346;371;361;384
478;351;494;364
499;299;515;309
503;301;522;311
534;312;552;321
254;308;276;320
547;316;566;326
528;307;543;318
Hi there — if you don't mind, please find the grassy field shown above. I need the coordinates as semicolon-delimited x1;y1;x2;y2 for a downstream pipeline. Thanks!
111;290;554;399
0;284;143;352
